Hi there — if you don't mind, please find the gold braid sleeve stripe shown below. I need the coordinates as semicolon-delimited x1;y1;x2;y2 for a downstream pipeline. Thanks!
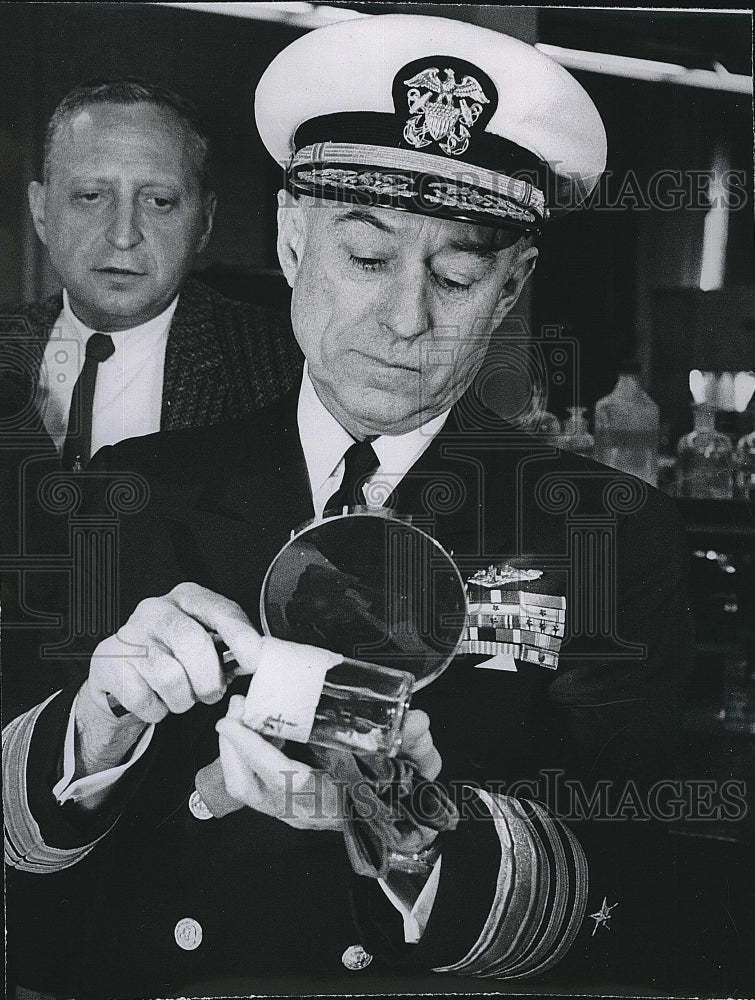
433;790;588;979
3;693;114;873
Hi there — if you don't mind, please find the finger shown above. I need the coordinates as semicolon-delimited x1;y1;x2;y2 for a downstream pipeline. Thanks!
167;582;262;676
226;694;286;749
401;709;431;748
90;635;169;725
166;619;226;705
217;719;343;829
401;709;439;771
138;643;197;715
402;741;442;779
114;675;169;726
227;694;246;722
124;596;226;706
216;718;300;813
401;709;432;754
119;594;176;647
407;730;435;765
218;727;266;806
403;725;434;761
417;747;442;780
216;717;305;783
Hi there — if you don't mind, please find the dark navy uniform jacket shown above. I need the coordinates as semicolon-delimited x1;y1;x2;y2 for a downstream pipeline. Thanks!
7;386;731;999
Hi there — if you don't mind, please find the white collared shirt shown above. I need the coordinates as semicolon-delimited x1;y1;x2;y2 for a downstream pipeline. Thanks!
37;290;178;457
298;362;450;518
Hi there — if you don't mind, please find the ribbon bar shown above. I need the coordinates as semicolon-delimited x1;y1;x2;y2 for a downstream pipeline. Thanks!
461;587;566;670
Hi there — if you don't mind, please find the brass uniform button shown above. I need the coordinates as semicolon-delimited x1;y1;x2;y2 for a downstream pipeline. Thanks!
174;917;203;951
341;944;373;970
188;789;213;820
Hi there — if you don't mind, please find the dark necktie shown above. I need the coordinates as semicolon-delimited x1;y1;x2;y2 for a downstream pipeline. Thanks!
323;439;379;517
62;333;115;471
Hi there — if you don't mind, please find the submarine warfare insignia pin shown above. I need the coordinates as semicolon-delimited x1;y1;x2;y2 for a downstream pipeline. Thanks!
468;564;544;587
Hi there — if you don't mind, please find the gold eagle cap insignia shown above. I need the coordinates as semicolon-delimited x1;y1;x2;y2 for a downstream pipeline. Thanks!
403;66;490;156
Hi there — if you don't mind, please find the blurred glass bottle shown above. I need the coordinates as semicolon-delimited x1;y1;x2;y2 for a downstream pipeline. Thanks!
733;429;755;500
676;403;733;499
594;362;659;485
559;406;594;459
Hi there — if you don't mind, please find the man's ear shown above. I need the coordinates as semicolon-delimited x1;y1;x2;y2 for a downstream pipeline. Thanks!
276;189;307;289
492;244;539;325
196;190;217;254
28;181;47;246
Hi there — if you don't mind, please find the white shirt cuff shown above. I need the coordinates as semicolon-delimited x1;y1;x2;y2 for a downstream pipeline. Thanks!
52;692;155;805
378;855;443;944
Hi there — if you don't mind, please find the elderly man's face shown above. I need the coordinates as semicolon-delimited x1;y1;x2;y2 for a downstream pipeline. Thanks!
28;102;215;332
278;197;537;438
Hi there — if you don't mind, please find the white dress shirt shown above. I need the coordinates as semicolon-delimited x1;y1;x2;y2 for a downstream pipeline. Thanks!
298;362;450;519
54;365;452;941
37;290;178;457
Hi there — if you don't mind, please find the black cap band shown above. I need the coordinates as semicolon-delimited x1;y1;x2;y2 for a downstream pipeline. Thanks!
294;113;549;188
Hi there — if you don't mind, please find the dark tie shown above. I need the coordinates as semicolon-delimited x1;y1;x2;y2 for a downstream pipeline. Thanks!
323;439;379;517
62;333;115;470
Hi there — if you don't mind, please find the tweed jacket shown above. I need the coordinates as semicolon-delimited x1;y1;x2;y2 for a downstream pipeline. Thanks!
0;274;303;433
7;389;736;999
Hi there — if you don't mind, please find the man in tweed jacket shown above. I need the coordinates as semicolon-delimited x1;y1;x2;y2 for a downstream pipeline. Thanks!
1;77;301;464
1;79;302;722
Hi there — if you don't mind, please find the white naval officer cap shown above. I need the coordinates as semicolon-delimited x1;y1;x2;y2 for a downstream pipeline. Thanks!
255;13;607;232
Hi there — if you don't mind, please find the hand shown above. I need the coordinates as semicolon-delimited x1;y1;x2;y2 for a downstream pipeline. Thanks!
85;582;260;725
387;709;444;857
299;709;445;884
399;709;442;780
74;583;262;780
216;695;345;831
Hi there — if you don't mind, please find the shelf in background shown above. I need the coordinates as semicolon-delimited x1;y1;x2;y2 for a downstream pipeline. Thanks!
672;498;755;539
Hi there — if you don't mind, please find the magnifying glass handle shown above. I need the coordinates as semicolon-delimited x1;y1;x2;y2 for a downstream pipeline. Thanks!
104;633;244;718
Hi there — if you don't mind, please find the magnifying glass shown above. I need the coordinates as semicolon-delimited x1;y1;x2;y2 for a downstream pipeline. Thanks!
108;510;467;755
256;509;467;754
260;509;466;689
